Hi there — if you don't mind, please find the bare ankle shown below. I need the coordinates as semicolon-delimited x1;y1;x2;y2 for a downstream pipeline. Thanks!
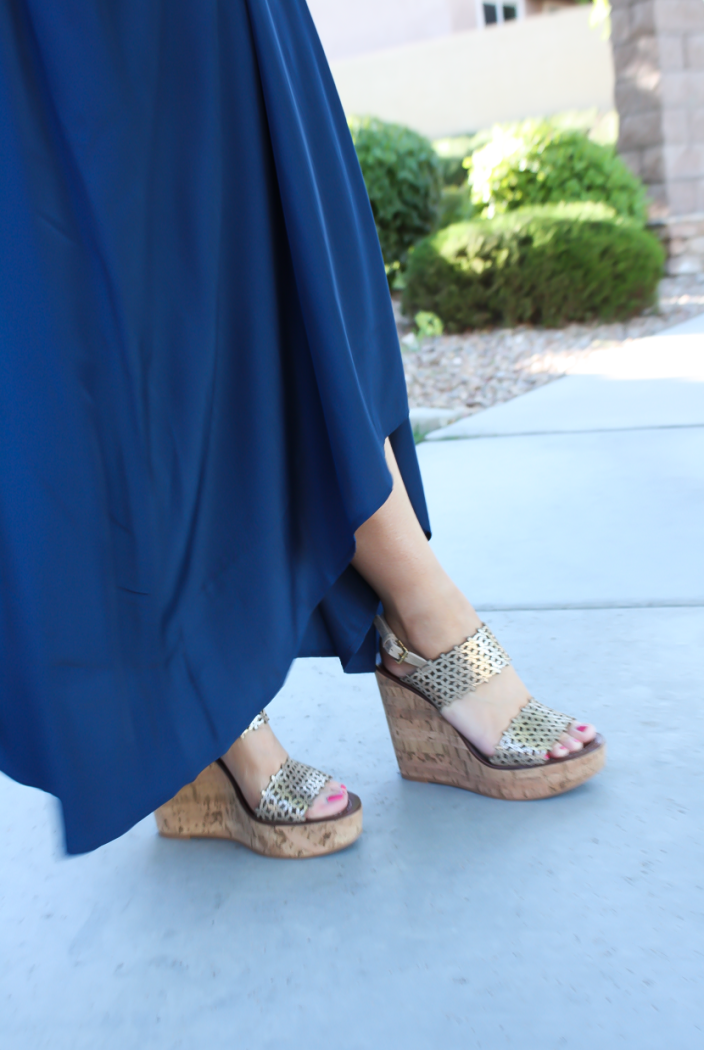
383;587;481;663
221;725;288;810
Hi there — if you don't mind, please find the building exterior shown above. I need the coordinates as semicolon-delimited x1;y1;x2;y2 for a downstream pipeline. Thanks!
320;5;613;139
307;0;585;62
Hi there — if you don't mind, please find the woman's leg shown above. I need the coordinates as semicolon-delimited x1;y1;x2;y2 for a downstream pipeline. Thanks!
223;435;595;814
352;440;596;758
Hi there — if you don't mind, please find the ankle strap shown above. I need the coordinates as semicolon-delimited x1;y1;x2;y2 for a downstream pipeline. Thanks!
374;615;429;669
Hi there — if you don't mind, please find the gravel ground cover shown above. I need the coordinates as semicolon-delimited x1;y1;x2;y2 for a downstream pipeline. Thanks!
397;275;704;415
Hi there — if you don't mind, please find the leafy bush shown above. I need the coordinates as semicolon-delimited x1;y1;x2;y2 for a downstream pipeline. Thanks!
402;203;664;332
349;116;442;274
468;122;647;225
434;153;469;189
437;184;476;229
433;112;617;188
432;133;485;186
414;311;444;338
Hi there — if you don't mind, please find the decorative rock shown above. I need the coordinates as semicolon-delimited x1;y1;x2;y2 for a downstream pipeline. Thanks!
397;274;704;417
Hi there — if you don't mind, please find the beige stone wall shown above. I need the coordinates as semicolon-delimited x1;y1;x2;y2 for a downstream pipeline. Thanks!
611;0;704;218
660;214;704;276
611;0;704;272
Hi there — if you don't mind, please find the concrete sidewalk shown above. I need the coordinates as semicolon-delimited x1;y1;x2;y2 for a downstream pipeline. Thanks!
2;316;703;1050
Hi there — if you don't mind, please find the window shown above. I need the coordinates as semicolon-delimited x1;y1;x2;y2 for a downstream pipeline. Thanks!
480;3;522;25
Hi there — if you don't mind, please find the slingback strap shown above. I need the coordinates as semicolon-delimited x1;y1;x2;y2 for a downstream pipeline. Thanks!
374;615;429;669
404;623;512;712
490;697;575;767
240;710;269;738
254;757;330;824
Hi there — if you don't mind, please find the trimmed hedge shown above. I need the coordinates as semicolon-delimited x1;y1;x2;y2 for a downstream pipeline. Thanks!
469;122;648;225
349;116;442;273
402;203;664;332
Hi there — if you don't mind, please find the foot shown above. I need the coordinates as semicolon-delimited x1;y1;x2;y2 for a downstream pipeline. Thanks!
220;721;349;820
381;590;597;761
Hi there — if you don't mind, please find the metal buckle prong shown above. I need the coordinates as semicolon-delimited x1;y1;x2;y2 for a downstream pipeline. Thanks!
395;640;410;664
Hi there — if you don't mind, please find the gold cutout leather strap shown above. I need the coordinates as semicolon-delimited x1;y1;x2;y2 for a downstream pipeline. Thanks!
240;710;269;738
254;758;330;823
405;624;511;712
489;698;575;767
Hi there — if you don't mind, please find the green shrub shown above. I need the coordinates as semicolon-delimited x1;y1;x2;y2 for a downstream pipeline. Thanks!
436;184;476;229
432;133;485;186
433;113;617;189
468;122;647;225
414;311;444;338
349;116;442;273
434;153;470;189
402;203;664;332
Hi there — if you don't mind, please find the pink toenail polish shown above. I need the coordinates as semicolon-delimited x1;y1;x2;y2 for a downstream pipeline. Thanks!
576;725;588;732
327;792;345;802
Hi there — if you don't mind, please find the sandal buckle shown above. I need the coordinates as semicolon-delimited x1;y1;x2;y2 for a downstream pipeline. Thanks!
394;640;411;664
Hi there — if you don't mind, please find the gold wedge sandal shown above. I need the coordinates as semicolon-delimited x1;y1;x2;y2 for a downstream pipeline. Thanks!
374;615;605;800
155;712;362;858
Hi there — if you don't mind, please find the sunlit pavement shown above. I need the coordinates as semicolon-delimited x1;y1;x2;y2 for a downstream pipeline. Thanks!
2;316;703;1050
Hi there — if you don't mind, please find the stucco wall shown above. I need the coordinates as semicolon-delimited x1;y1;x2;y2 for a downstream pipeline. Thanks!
326;6;614;138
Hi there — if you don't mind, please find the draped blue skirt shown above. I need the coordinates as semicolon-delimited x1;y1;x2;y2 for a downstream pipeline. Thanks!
0;0;429;853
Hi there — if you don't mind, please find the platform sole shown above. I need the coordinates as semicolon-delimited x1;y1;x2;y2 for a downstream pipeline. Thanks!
376;668;605;800
155;761;362;858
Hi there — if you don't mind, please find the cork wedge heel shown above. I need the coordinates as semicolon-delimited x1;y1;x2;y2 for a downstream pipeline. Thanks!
155;713;362;858
374;616;605;801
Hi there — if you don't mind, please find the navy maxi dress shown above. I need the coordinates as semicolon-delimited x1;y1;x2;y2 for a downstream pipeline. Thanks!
0;0;430;854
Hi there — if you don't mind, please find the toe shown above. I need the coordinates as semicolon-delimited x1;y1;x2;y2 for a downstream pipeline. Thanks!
306;780;348;821
567;722;597;744
549;731;584;758
549;733;584;759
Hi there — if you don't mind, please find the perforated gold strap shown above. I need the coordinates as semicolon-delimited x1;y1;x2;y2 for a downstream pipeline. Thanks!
489;698;575;767
403;624;512;712
254;758;330;823
240;711;269;738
